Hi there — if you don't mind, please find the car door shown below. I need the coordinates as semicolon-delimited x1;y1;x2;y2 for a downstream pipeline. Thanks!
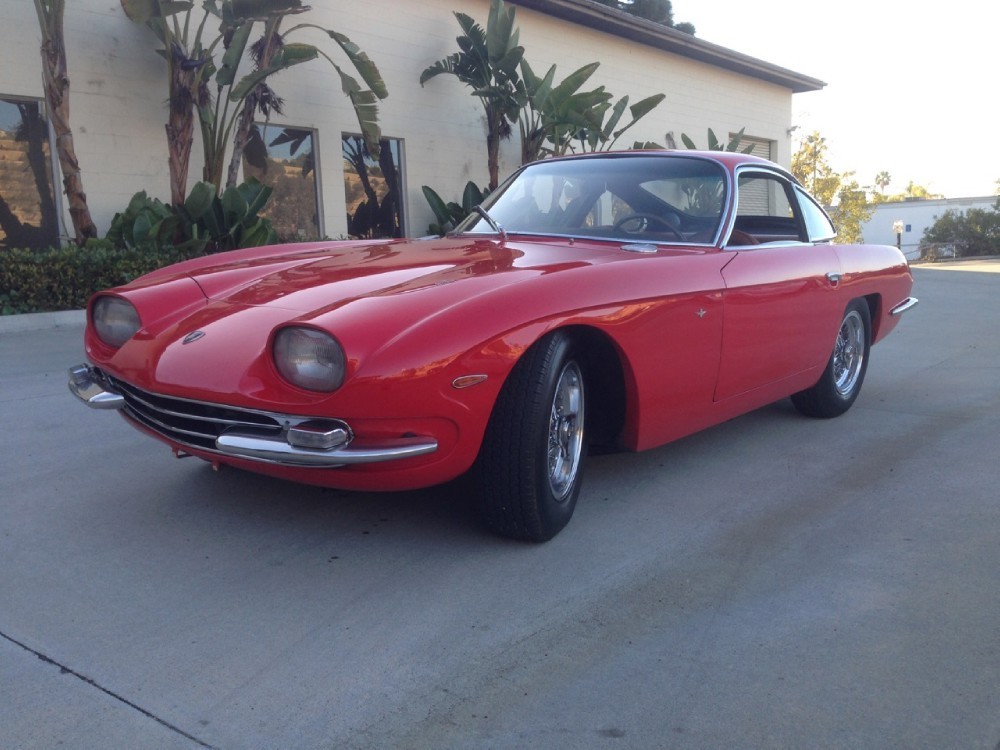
715;169;844;401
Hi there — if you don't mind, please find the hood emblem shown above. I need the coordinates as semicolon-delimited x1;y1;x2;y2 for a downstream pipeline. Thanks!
182;330;206;345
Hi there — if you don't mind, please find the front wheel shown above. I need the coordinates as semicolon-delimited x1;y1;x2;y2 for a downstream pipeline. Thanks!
476;331;588;542
791;300;871;418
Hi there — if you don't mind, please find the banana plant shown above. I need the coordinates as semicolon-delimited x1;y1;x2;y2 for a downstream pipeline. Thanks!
519;60;610;163
120;0;386;202
518;58;666;161
573;92;667;154
680;127;755;153
421;0;524;190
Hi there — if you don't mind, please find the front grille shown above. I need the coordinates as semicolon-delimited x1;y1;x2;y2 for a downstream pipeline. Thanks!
105;374;285;453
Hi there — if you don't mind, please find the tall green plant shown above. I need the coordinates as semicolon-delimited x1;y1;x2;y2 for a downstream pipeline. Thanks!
518;60;608;163
519;60;665;161
571;92;666;155
107;178;276;254
120;0;387;202
420;0;524;190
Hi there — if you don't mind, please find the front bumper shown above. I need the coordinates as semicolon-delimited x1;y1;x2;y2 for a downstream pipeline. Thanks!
68;364;438;468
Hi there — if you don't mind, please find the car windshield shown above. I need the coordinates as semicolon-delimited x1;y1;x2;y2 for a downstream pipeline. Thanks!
456;154;728;244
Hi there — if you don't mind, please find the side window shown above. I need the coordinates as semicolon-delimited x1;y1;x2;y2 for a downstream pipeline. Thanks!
0;96;60;249
243;124;322;241
794;185;836;242
734;171;805;243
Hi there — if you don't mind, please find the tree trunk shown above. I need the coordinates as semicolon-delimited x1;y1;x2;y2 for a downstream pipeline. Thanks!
486;111;501;192
37;0;96;244
166;43;196;206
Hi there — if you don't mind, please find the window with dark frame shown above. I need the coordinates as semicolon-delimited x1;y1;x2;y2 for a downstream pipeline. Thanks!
242;123;322;241
0;96;59;249
342;134;404;239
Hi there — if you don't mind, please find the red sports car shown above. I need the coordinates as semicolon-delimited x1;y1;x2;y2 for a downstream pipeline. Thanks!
70;151;917;541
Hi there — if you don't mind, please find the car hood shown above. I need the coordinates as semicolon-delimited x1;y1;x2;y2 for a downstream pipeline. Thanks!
183;235;610;313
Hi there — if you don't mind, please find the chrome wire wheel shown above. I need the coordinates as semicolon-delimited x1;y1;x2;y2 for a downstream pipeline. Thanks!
833;310;865;397
547;361;585;501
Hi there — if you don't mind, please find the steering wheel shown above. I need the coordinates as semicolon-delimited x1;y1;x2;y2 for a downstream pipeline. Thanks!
612;213;681;239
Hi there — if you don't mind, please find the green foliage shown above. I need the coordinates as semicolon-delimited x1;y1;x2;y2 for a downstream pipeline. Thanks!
792;131;875;244
517;59;666;163
0;240;203;314
421;0;525;189
107;178;277;254
574;92;666;154
680;127;754;153
121;0;387;194
422;0;666;179
921;205;1000;259
421;0;524;179
421;182;490;235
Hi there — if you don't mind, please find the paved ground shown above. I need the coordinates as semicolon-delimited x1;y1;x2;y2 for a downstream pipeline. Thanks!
2;264;998;749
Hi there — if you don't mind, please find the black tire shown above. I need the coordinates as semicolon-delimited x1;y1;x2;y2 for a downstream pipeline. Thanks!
791;300;871;418
476;331;588;542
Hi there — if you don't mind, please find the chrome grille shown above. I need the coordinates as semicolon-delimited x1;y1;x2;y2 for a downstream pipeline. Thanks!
105;374;284;452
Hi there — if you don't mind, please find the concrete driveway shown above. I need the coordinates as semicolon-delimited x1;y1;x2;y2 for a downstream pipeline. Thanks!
2;264;998;749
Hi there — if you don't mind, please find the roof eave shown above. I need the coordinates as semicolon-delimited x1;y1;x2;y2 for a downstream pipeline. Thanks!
508;0;826;94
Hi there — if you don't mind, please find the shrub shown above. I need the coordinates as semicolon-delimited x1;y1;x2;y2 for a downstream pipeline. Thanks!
0;240;203;315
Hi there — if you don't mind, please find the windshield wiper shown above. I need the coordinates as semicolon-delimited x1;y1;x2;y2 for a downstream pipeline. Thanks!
474;205;507;241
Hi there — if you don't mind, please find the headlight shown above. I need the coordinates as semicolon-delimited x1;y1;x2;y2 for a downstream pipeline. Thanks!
92;296;141;348
273;327;346;392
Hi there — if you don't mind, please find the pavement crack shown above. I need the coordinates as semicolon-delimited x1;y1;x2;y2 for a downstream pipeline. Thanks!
1;630;217;749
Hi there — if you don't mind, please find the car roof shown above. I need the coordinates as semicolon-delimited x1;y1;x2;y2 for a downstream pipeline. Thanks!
538;149;795;180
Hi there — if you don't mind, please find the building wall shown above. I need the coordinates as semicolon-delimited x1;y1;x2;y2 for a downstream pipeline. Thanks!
862;196;998;260
1;0;799;240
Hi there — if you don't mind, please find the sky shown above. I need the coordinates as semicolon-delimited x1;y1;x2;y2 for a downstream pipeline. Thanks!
684;0;999;198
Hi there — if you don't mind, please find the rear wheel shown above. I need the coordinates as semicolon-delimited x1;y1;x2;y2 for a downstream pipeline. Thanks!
792;300;871;418
476;331;587;542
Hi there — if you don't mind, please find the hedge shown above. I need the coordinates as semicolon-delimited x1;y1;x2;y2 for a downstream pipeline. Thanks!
1;241;203;315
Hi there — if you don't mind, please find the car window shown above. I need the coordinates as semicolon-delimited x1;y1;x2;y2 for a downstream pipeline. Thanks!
794;185;837;242
462;155;727;243
732;171;805;243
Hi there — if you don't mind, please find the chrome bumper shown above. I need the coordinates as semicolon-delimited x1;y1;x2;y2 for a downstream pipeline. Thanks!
890;296;919;316
68;363;438;468
68;363;126;409
215;431;438;467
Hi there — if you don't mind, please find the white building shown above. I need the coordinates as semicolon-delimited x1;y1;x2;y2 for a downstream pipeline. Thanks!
1;0;823;246
862;196;998;260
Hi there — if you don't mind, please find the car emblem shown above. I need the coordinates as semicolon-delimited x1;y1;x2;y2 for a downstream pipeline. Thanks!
182;331;206;345
696;308;707;319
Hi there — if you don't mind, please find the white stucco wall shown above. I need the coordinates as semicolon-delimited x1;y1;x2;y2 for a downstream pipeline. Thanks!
1;0;799;239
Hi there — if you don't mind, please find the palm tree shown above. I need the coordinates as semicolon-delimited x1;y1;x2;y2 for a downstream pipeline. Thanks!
420;0;524;190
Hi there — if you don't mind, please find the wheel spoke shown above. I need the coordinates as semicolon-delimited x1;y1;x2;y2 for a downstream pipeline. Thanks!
547;361;585;500
833;311;864;396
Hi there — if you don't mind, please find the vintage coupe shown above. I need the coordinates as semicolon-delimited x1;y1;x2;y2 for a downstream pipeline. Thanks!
70;151;917;541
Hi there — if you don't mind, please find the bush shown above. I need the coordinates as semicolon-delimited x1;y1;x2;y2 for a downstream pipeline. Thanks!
920;204;1000;259
1;240;203;315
